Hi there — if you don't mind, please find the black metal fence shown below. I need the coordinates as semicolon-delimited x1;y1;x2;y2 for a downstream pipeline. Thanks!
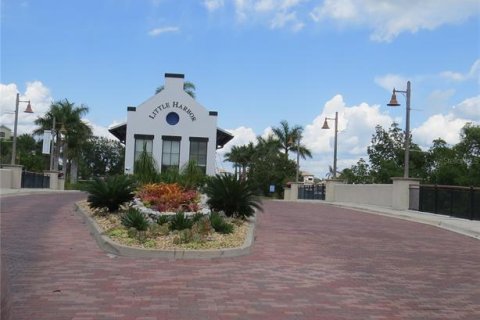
21;171;50;188
417;185;480;220
298;184;325;200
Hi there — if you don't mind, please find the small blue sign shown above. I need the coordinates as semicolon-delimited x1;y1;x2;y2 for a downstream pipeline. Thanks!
269;184;275;193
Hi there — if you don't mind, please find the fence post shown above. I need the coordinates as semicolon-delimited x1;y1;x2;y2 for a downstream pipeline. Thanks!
434;185;438;214
470;187;474;220
392;177;421;210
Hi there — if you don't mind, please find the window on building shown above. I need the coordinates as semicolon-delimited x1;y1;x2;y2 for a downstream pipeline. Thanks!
0;132;5;139
134;134;154;162
189;137;208;174
162;136;181;172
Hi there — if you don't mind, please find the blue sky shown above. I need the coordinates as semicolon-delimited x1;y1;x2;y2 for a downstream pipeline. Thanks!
1;0;479;177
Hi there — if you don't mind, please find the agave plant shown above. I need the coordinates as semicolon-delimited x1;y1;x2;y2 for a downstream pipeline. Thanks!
86;175;136;212
204;174;263;219
121;208;149;231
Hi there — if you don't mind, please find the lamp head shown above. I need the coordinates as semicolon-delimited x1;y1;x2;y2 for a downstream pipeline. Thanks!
387;89;400;107
24;101;34;113
321;118;330;130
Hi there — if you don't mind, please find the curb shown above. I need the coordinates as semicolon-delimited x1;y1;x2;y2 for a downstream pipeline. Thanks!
325;202;480;240
74;202;256;259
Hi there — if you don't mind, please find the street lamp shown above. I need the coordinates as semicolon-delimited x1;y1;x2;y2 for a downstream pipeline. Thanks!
11;93;34;165
321;111;338;178
387;81;411;178
49;119;67;171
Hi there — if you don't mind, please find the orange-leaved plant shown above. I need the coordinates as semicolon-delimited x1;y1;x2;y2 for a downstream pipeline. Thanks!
137;183;199;212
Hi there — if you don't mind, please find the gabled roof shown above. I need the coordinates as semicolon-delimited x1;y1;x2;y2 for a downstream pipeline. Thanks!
108;122;234;149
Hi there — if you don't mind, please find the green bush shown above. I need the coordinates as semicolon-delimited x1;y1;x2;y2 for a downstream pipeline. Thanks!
192;217;212;237
156;215;170;225
204;174;263;219
169;212;193;231
148;223;169;237
134;147;159;184
191;212;204;223
173;229;193;244
209;212;234;234
86;175;136;212
121;208;149;231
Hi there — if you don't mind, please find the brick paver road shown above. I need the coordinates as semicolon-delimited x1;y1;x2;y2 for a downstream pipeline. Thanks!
1;192;479;320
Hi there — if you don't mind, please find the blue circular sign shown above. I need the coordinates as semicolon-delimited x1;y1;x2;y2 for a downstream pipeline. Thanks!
166;112;179;125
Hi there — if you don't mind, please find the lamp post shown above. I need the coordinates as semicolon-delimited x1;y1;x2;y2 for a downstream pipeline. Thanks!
322;111;338;178
296;135;300;183
11;93;34;165
49;119;67;171
387;81;411;178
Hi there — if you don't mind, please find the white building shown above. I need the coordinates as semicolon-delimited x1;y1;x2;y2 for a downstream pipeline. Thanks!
109;73;233;175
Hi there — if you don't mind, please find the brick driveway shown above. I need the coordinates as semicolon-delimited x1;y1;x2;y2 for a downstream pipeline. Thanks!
1;193;479;320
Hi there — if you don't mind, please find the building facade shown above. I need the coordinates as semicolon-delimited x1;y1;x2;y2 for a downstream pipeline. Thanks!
109;73;233;175
0;125;12;141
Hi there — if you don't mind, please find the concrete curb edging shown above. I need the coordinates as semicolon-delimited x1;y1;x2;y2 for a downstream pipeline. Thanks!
325;201;480;240
74;202;256;259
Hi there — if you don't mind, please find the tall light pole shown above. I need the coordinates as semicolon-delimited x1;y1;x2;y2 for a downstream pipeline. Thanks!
322;111;338;178
295;134;300;183
387;81;411;178
11;93;34;165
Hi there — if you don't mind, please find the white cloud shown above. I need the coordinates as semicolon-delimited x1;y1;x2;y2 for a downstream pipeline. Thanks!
412;113;473;148
303;95;393;157
148;26;179;36
452;95;480;121
83;119;118;140
231;0;305;31
374;74;409;92
310;0;480;42
0;81;53;136
216;126;257;157
270;11;304;31
440;59;480;82
203;0;224;12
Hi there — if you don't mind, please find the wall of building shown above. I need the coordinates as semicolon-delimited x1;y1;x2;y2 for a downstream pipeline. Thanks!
124;75;218;175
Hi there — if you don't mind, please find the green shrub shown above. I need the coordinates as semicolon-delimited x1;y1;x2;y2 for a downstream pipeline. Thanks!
191;212;204;223
173;229;193;244
156;215;170;225
169;212;193;231
179;160;206;189
192;217;212;238
204;174;263;219
209;212;234;234
86;175;136;212
134;147;160;184
121;208;149;231
148;223;169;237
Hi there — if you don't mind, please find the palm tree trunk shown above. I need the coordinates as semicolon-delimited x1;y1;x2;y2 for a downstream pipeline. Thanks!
70;158;78;184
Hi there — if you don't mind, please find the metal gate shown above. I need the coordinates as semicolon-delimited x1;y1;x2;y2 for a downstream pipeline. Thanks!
298;184;325;200
21;171;50;188
418;185;480;221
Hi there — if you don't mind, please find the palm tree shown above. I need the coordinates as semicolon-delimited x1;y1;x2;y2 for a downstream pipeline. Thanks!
272;120;312;160
34;99;92;183
224;143;255;180
155;81;196;98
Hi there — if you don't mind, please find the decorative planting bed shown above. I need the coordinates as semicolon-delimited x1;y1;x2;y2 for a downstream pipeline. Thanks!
75;200;256;259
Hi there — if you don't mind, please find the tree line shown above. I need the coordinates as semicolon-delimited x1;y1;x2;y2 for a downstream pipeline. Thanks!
340;122;480;187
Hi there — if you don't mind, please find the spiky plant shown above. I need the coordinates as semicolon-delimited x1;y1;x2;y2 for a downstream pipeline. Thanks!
134;146;159;185
169;212;193;231
86;175;135;212
209;212;234;234
204;174;263;219
121;208;149;231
